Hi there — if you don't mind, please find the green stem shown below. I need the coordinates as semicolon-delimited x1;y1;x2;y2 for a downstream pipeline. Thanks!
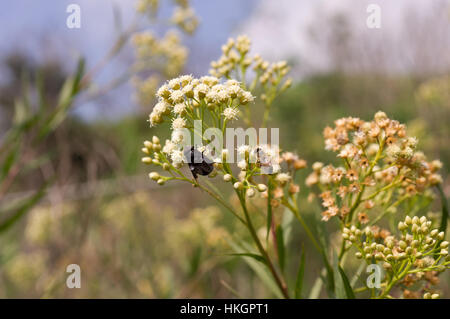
237;191;290;299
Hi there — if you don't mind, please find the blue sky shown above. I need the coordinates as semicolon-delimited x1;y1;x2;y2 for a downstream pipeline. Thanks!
1;0;447;120
0;0;257;119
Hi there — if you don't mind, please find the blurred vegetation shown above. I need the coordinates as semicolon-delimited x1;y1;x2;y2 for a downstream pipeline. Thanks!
0;0;449;296
1;51;448;297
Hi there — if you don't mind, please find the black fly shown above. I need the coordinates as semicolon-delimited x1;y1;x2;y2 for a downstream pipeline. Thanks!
184;146;214;180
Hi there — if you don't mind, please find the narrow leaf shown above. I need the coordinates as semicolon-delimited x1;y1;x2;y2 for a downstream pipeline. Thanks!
338;266;356;299
227;253;266;265
437;184;448;234
275;225;285;271
0;186;47;233
294;247;306;298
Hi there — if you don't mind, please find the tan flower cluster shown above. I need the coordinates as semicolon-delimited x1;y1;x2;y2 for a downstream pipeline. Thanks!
169;206;229;251
306;112;443;224
132;75;160;106
133;30;188;78
136;0;159;15
136;0;198;35
171;6;199;34
415;75;450;108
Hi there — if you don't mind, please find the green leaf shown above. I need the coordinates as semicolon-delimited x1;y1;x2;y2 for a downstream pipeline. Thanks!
227;253;266;265
227;239;282;298
188;246;202;277
310;210;335;297
437;184;448;234
338;266;356;299
38;57;85;139
294;246;306;298
0;186;47;233
309;273;323;299
1;144;19;180
275;225;285;271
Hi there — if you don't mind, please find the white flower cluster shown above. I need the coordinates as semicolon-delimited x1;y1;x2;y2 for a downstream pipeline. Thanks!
148;75;254;127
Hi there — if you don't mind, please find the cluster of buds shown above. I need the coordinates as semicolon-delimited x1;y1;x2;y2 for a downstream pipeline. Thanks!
220;145;306;201
415;75;450;107
344;215;449;297
170;5;199;34
253;57;292;103
209;36;252;78
136;0;159;15
136;0;198;35
307;112;443;225
141;136;173;186
209;35;292;110
132;75;160;106
132;30;188;78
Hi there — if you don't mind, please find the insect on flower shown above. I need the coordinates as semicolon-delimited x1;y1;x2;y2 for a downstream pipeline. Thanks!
184;146;214;179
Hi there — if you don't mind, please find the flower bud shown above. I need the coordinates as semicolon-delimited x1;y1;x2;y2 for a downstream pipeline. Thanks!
233;182;243;190
223;174;232;182
399;241;407;250
420;225;429;234
398;222;407;231
375;252;384;260
142;157;152;164
157;178;165;185
149;172;160;181
405;216;412;225
440;241;449;249
257;184;267;192
144;140;153;149
246;188;256;198
152;136;160;144
153;144;161;152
